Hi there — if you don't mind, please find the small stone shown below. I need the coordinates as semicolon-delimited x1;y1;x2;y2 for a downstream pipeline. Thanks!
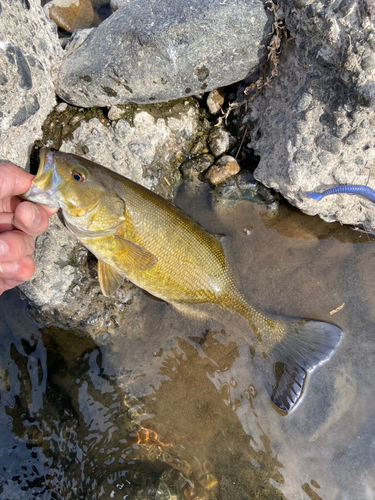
208;128;235;157
205;156;240;186
180;154;214;182
55;102;68;113
242;225;253;235
108;105;124;121
207;88;225;115
44;0;95;33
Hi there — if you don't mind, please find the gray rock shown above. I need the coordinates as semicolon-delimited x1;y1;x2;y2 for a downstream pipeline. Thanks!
110;0;136;12
241;0;375;229
0;0;63;168
62;28;93;58
56;0;272;107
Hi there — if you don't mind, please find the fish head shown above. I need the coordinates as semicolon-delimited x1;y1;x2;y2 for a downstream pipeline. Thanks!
23;148;113;218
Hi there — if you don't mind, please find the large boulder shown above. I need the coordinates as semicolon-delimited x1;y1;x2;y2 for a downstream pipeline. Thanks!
243;0;375;229
56;0;273;107
0;0;62;168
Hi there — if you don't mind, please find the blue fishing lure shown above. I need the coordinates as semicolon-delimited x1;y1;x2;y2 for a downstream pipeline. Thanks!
304;185;375;203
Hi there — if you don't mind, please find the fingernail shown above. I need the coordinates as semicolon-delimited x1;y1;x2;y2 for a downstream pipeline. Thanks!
0;261;19;275
31;204;41;225
0;242;7;258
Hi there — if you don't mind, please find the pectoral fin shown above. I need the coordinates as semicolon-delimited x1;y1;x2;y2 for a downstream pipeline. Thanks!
115;236;158;271
98;260;125;297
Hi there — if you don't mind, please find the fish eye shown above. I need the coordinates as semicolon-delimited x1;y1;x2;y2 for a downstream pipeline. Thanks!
72;171;86;182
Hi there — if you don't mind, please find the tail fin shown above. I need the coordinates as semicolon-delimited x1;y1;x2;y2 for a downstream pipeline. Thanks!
255;317;342;413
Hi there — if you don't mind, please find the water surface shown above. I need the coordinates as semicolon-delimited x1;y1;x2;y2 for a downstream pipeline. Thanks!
1;186;375;499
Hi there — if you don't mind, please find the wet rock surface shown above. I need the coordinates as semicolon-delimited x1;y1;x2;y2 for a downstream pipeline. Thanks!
56;0;272;106
0;0;62;168
240;0;375;230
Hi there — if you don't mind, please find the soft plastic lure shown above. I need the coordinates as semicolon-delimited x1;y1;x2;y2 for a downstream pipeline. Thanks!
304;185;375;203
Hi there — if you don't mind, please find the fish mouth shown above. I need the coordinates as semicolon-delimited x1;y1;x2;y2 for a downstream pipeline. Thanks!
21;149;62;207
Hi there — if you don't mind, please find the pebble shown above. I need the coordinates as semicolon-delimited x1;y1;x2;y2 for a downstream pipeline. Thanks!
44;0;94;33
55;102;68;113
208;127;236;157
207;88;225;115
205;156;240;186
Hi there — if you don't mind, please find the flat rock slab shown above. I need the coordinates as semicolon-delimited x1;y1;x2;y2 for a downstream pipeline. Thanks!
56;0;272;107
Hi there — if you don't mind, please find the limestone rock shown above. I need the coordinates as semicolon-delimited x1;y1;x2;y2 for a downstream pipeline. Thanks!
242;0;375;230
44;0;94;33
0;0;63;168
56;0;272;107
60;99;201;197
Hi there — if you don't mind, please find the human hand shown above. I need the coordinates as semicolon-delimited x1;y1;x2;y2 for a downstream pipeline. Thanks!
0;162;58;295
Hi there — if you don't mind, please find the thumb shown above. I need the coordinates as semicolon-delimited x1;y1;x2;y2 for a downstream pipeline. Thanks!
0;163;34;200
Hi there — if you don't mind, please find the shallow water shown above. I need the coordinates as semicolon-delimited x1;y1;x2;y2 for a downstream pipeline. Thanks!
1;185;375;499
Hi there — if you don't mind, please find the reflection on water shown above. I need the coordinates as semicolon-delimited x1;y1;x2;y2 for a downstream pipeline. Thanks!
1;188;375;499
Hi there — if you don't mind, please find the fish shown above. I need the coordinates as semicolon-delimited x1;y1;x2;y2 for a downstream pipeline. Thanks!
22;148;342;413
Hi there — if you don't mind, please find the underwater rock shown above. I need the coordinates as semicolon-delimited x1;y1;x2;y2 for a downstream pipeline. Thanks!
242;0;375;230
0;0;62;168
56;0;272;106
213;171;277;208
44;0;94;32
205;156;240;186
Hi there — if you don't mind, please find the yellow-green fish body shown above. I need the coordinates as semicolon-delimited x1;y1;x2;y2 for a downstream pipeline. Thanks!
22;149;342;412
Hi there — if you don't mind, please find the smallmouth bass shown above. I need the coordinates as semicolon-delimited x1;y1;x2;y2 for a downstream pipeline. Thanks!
22;149;342;412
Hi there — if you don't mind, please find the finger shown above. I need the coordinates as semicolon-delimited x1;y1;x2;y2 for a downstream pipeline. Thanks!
0;195;23;214
36;204;59;217
0;230;35;262
13;201;50;237
0;255;35;295
0;163;34;199
0;213;14;233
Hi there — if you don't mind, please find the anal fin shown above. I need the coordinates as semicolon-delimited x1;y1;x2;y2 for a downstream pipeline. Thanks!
98;260;125;297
